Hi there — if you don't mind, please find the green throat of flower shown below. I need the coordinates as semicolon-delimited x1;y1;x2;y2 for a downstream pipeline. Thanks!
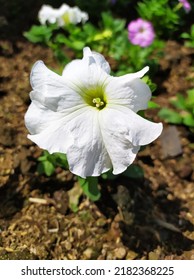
81;85;107;110
62;13;70;25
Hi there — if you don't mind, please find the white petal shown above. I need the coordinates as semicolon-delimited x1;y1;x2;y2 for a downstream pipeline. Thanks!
25;102;80;152
81;11;89;23
118;66;149;82
62;46;110;78
99;105;162;174
129;78;151;111
103;105;163;146
38;5;56;25
58;4;69;14
62;49;110;90
68;7;84;24
99;110;140;175
83;47;111;74
66;108;112;177
27;120;73;155
25;100;61;135
26;107;88;155
106;76;151;112
27;105;112;178
30;61;83;111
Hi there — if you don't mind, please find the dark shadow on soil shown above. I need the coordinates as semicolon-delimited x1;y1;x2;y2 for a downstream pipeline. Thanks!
0;171;74;221
0;174;24;220
97;176;194;257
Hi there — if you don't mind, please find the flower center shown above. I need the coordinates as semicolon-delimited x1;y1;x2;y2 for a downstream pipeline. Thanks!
92;97;105;108
139;27;145;33
62;12;70;25
80;85;107;110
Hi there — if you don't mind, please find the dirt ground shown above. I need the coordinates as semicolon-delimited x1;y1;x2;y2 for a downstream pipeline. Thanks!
0;39;193;260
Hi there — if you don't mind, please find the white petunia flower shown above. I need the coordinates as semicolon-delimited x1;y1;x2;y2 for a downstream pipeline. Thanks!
58;5;89;26
38;4;63;25
38;4;88;27
25;47;163;178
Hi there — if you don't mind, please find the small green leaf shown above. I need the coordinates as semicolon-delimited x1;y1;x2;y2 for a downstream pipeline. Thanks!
113;19;126;32
37;151;69;176
101;170;118;180
159;108;182;124
23;25;53;43
142;76;157;93
181;32;190;39
138;110;145;117
78;177;101;201
148;100;160;109
37;150;50;161
182;113;194;127
185;89;194;109
101;12;113;28
55;33;68;43
123;164;144;178
37;161;55;176
170;94;186;110
52;152;69;169
70;41;85;50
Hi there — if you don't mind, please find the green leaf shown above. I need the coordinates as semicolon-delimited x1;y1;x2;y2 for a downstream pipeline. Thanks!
56;33;85;50
182;113;194;127
37;161;55;176
181;32;190;39
137;0;180;36
101;170;118;180
55;33;68;43
185;89;194;109
70;41;85;50
37;150;50;161
158;108;182;124
170;94;186;110
148;100;160;109
142;76;157;93
138;110;145;118
113;19;126;33
37;151;69;176
83;23;97;38
23;25;53;43
78;177;101;201
101;12;113;28
123;164;144;179
52;153;69;169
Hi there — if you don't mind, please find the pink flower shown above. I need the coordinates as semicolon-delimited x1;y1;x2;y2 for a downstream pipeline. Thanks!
179;0;191;12
128;18;155;48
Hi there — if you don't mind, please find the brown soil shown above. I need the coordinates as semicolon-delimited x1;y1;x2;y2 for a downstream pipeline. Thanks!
0;39;193;260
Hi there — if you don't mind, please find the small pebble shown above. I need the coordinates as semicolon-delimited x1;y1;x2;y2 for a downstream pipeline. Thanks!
114;247;126;259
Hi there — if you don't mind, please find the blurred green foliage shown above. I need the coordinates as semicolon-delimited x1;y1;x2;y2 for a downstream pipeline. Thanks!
137;0;180;36
159;89;194;129
181;24;194;48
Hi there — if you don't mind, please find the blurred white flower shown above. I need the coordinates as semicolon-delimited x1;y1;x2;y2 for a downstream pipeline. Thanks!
25;47;163;178
38;4;88;27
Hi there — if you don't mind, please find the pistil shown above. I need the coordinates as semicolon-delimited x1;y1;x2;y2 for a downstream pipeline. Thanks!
92;98;105;108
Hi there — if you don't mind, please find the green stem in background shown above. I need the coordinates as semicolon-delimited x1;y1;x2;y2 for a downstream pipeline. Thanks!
173;3;183;12
77;176;100;201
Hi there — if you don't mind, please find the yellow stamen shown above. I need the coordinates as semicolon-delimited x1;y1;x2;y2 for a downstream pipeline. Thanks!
92;98;104;108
